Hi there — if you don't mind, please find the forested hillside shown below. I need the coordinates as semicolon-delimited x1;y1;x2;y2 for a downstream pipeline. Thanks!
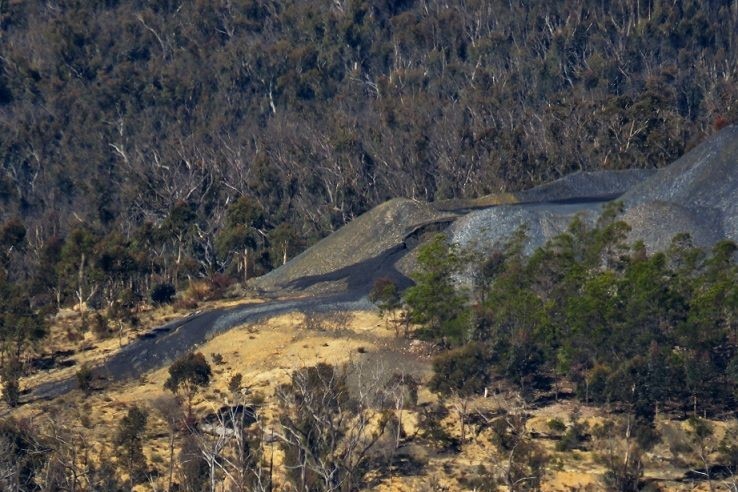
1;0;737;308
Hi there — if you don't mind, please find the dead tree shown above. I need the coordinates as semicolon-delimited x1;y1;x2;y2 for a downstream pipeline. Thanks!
276;361;393;492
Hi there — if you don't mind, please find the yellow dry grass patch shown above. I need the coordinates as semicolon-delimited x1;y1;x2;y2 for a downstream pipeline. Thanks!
19;296;266;391
541;470;599;491
12;308;394;491
432;192;520;212
73;309;387;420
12;303;738;491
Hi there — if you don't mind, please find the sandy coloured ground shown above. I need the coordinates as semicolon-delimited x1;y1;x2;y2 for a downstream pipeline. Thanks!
7;306;736;491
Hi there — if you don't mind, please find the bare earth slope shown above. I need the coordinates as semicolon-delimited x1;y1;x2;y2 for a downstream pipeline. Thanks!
256;127;738;293
251;198;458;294
255;168;658;290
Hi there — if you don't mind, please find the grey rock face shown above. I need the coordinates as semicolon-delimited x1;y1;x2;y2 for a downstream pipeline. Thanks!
450;203;600;256
452;126;738;261
622;126;738;249
515;169;656;203
449;168;655;256
622;201;725;251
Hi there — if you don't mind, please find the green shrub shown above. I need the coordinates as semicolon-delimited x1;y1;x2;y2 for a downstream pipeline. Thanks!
76;364;94;395
429;342;491;397
547;418;566;434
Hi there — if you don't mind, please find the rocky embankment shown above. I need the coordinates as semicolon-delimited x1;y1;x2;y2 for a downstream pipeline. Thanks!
255;126;737;293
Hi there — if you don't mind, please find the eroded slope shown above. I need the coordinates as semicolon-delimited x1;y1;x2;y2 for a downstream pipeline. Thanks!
251;198;458;293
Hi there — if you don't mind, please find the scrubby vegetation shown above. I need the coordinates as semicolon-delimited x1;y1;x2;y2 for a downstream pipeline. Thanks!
371;207;737;489
2;231;738;490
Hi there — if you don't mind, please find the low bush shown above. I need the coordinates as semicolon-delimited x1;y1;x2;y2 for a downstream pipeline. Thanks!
151;282;176;305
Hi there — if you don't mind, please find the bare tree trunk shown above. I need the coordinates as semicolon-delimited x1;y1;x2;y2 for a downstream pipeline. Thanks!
210;457;216;492
701;447;714;492
622;413;632;479
175;240;182;290
77;252;86;311
243;249;249;284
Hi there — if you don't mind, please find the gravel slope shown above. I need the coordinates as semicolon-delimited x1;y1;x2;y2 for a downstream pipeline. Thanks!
251;198;458;293
622;125;738;249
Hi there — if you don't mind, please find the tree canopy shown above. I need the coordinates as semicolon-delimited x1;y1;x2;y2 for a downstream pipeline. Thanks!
412;215;738;417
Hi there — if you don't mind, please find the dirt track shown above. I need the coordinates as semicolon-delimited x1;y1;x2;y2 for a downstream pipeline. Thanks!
27;293;372;401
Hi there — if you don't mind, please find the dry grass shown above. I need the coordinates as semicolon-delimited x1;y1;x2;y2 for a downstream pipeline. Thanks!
11;308;402;490
19;295;265;390
432;192;520;212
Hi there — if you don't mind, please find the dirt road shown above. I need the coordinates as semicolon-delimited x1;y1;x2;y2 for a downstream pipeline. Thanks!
27;292;372;401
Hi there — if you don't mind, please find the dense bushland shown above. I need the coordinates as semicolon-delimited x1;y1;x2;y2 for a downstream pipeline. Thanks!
0;0;736;317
